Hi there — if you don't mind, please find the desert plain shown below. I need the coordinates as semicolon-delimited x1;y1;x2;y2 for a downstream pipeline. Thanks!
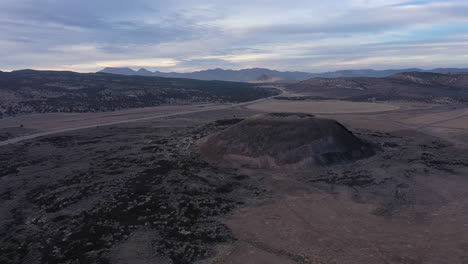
1;90;468;264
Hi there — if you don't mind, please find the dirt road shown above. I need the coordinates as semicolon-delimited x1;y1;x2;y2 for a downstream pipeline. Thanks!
0;91;278;146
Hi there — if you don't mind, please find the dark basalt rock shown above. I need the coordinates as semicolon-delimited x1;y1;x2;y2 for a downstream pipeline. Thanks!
200;113;375;169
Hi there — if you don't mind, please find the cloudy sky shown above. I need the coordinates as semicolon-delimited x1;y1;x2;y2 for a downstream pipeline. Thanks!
1;0;468;72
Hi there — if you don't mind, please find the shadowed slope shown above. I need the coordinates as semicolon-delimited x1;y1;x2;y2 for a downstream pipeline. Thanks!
200;113;374;169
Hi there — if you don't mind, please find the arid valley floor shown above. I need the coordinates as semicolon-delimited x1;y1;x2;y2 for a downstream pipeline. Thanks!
1;91;468;264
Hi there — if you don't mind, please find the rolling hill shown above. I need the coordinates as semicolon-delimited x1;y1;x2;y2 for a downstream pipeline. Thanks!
0;70;279;118
287;72;468;103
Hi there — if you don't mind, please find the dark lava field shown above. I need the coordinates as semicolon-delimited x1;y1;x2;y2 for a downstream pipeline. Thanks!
2;108;468;264
0;116;262;264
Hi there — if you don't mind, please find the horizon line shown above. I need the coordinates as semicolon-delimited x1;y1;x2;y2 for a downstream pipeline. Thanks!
2;66;468;74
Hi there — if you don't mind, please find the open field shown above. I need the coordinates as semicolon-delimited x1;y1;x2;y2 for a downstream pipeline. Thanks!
221;166;468;264
0;104;221;142
246;100;400;114
399;107;468;128
434;117;468;129
0;104;218;131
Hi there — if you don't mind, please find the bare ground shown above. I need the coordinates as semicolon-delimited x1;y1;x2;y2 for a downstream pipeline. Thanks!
214;130;468;264
246;100;400;114
0;104;222;142
207;100;468;263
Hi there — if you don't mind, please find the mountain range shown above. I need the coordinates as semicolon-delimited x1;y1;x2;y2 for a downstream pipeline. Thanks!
99;67;468;82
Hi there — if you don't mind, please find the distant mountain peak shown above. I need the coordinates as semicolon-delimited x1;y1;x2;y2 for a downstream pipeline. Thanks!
100;67;137;75
135;68;154;76
102;67;133;71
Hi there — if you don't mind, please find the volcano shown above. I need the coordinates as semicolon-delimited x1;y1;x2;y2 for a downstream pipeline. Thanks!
200;113;375;169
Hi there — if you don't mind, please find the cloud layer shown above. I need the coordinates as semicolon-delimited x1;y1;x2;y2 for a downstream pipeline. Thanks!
1;0;468;72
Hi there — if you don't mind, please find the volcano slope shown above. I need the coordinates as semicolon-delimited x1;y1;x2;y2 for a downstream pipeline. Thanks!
200;113;375;169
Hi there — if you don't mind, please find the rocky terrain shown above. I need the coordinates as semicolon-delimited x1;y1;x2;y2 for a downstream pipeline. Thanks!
1;105;468;263
0;116;264;264
200;113;375;168
0;70;278;118
288;72;468;103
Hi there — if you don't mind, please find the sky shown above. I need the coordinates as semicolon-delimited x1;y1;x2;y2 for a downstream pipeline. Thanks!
1;0;468;73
